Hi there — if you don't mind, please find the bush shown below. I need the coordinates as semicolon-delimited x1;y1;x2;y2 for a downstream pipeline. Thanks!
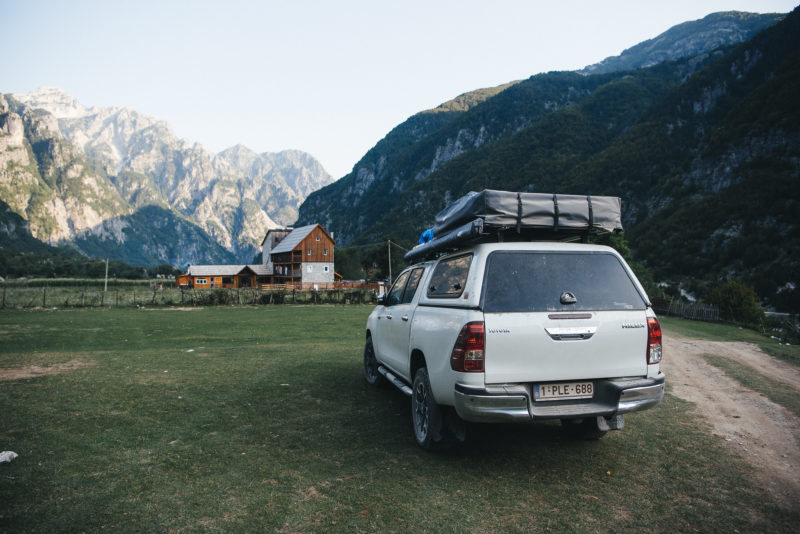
707;281;765;326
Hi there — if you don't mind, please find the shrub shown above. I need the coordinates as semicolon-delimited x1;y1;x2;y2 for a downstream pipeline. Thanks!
707;281;765;326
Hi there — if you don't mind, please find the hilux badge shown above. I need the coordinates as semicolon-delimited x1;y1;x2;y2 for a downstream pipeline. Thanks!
621;322;645;329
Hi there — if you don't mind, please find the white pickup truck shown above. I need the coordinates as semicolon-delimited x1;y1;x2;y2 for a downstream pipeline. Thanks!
364;241;665;449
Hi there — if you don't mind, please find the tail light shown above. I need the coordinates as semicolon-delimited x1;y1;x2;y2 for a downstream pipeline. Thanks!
451;321;485;372
647;317;662;364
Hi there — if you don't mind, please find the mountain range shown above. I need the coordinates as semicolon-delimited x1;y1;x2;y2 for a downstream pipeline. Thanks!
2;9;796;312
0;88;332;266
295;9;798;311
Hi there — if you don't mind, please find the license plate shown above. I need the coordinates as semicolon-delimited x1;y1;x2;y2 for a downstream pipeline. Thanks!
534;381;594;401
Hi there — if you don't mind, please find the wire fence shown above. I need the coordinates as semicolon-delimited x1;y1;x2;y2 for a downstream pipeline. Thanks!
0;285;380;309
651;297;720;322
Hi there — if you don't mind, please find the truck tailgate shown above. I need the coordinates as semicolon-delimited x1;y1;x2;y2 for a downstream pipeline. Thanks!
484;310;648;384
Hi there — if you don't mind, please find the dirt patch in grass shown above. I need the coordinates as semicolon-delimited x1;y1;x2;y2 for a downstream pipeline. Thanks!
143;307;203;311
662;333;800;509
0;359;95;381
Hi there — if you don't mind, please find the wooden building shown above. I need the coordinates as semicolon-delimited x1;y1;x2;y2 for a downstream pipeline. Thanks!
177;224;336;290
177;264;271;289
262;224;335;287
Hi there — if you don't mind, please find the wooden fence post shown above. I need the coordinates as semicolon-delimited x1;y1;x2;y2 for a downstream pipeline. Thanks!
42;286;47;308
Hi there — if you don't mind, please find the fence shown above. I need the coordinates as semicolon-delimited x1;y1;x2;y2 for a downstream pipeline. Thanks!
651;297;720;322
0;285;379;309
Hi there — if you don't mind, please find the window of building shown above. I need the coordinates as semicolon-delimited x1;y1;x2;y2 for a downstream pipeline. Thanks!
195;278;207;285
308;249;312;256
316;236;320;241
323;266;329;272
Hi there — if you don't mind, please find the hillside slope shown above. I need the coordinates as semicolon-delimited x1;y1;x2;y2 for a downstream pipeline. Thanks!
296;11;784;245
581;11;784;74
296;9;798;311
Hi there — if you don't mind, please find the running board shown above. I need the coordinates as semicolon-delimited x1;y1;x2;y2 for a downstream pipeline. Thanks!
378;366;413;396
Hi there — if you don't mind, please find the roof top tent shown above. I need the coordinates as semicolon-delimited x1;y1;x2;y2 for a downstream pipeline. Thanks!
404;190;623;263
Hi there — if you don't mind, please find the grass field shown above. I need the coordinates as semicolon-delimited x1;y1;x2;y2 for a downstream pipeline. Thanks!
0;307;797;533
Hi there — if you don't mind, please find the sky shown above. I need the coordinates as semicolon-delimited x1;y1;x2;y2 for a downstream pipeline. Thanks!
2;0;797;179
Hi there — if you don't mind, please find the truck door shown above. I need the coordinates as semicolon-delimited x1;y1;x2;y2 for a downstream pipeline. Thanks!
375;267;425;378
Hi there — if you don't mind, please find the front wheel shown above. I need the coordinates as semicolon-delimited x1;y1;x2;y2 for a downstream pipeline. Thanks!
363;337;385;387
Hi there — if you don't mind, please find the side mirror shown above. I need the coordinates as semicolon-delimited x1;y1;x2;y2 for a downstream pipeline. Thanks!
377;294;386;305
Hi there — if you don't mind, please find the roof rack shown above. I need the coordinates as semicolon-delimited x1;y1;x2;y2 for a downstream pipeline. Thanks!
404;190;623;263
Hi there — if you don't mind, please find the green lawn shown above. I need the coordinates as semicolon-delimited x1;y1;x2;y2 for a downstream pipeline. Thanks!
0;307;796;532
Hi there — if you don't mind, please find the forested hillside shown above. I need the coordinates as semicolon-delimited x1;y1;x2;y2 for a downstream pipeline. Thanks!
297;9;799;311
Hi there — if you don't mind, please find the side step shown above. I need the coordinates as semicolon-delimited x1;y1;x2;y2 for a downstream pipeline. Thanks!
378;365;413;396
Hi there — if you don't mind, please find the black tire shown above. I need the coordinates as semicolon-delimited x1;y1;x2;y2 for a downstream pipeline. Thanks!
412;367;444;449
363;336;385;387
411;367;468;450
561;417;608;440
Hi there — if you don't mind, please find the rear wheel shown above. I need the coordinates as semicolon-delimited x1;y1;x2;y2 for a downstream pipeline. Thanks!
561;417;608;440
363;337;384;387
412;367;442;449
411;368;466;449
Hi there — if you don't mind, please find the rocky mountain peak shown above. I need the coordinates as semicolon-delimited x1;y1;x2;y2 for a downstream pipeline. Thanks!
12;86;90;119
1;88;333;265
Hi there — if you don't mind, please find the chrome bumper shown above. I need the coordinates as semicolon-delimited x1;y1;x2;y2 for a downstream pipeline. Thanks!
454;373;666;423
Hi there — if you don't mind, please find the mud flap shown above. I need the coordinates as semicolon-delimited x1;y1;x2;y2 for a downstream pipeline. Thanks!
443;408;467;443
597;414;625;431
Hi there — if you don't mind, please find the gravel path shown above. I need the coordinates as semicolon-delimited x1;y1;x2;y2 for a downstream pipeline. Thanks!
661;333;800;509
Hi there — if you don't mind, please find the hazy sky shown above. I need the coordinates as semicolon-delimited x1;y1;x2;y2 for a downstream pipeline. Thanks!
2;0;797;178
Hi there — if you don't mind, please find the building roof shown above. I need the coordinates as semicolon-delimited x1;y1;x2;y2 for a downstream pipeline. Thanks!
186;264;273;277
187;265;250;276
270;224;320;254
248;264;271;276
259;227;292;247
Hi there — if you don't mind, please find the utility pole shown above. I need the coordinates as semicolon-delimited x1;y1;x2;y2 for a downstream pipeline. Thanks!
104;257;109;292
387;240;392;283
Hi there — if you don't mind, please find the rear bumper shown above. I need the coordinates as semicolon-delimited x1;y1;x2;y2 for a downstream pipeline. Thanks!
454;373;665;423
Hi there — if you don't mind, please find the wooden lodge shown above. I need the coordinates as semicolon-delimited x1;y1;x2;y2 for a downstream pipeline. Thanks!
176;264;271;289
178;224;337;290
262;224;335;287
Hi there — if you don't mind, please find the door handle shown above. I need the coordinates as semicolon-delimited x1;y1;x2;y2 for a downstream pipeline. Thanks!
386;314;393;320
402;315;409;322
